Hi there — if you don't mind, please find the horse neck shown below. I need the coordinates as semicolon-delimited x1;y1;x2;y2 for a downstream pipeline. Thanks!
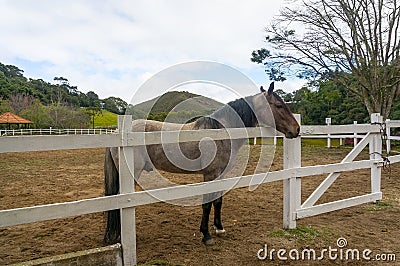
209;96;257;153
211;95;257;128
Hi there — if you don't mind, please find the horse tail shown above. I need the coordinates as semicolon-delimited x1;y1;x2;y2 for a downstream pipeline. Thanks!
104;147;121;244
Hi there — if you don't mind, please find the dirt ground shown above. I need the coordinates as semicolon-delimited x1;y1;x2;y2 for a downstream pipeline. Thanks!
0;145;399;265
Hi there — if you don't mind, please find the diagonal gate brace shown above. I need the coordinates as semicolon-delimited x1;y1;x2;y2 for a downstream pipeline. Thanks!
301;133;373;208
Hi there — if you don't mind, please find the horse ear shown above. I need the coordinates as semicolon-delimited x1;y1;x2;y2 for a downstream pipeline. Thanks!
268;82;274;95
260;86;266;93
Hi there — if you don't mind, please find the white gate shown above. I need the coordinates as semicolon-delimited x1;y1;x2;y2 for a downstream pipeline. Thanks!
283;113;387;228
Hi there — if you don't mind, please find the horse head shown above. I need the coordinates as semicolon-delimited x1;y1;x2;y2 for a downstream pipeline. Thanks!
254;82;300;139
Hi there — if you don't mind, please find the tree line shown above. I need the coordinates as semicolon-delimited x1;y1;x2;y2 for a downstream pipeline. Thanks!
2;60;400;129
276;81;370;125
0;62;127;129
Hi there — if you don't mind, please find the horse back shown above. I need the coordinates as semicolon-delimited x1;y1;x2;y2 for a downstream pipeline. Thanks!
132;119;195;132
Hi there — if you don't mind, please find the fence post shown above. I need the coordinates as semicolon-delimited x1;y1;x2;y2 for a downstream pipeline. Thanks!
353;121;358;146
326;118;331;148
369;113;382;202
386;119;391;154
283;114;301;229
118;115;137;266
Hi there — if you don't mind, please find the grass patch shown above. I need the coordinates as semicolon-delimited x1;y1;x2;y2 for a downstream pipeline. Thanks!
269;226;337;243
302;138;341;147
93;110;118;128
367;200;392;211
253;137;342;147
33;234;50;241
212;246;222;252
138;259;183;266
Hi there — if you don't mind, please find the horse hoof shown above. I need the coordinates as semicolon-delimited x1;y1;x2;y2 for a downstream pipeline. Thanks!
215;229;226;236
203;238;215;245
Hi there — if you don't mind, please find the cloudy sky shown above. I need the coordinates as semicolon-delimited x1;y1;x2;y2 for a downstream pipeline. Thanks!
0;0;304;104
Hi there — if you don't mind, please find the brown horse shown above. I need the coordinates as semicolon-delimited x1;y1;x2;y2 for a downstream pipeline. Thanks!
104;82;300;245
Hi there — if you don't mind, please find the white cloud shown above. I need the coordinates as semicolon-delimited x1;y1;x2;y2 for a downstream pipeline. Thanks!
0;0;298;103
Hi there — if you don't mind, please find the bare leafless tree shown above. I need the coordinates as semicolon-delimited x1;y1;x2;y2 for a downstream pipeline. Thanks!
252;0;400;119
8;94;34;114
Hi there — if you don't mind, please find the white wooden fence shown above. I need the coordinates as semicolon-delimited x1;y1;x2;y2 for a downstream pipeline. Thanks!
321;118;400;150
265;119;367;148
1;113;399;265
0;128;114;136
385;119;400;153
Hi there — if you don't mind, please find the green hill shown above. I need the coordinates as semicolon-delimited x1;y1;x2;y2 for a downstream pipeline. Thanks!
132;91;222;114
92;91;223;128
128;91;223;123
93;110;118;128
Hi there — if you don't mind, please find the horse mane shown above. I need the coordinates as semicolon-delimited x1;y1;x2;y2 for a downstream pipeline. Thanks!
271;91;284;103
193;116;224;129
194;96;257;129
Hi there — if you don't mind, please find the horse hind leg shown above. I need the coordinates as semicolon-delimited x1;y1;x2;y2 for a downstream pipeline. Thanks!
104;148;145;245
104;148;121;244
200;201;213;245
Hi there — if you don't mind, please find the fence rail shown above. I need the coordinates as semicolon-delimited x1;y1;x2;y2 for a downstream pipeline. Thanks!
0;158;377;227
0;114;399;266
385;119;400;153
0;128;115;136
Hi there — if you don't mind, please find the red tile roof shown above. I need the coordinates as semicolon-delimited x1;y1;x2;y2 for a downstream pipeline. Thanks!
0;112;33;124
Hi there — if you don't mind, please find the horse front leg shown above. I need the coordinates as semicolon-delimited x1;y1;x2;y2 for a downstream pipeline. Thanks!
200;170;221;245
213;194;226;236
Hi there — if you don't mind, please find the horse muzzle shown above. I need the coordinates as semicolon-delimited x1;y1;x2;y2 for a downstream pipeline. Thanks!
285;126;300;139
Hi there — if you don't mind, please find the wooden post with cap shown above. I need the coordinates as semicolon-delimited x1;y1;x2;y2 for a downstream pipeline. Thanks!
118;115;137;265
283;114;301;229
